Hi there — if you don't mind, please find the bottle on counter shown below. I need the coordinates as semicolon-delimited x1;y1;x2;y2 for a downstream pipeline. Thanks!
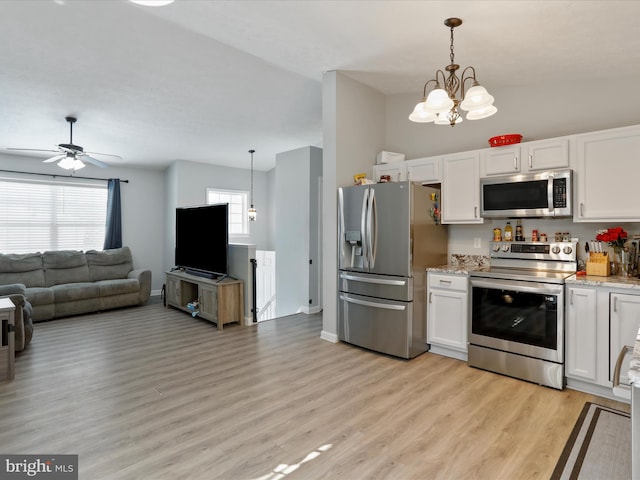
504;221;513;241
493;227;502;242
515;219;524;241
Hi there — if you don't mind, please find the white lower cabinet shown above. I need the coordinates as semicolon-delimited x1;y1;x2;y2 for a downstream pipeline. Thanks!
427;271;469;361
565;283;640;400
610;292;640;385
565;286;598;382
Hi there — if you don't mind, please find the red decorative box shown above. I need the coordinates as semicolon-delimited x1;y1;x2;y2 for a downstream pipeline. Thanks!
488;134;523;147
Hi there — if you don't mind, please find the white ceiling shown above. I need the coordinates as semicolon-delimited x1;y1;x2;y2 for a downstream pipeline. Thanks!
1;0;639;172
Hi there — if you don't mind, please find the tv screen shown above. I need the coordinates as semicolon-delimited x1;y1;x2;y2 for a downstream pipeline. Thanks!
175;204;229;278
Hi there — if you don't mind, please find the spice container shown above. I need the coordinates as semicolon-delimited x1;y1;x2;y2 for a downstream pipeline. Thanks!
515;219;524;241
532;229;538;242
493;227;502;241
504;221;513;241
540;233;548;242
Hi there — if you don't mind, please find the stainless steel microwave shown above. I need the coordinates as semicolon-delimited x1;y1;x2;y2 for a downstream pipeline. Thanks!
480;169;572;218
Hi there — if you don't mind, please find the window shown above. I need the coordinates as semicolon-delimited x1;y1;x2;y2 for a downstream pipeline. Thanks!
206;188;249;235
0;177;107;254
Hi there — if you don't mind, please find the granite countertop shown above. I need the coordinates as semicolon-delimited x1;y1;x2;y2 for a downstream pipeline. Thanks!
566;273;640;290
629;328;640;385
427;254;490;275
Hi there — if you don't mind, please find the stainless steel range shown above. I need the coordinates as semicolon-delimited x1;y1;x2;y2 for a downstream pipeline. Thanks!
468;241;577;390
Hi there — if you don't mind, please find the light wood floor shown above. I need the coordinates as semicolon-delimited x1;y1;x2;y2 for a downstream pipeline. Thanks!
0;299;629;480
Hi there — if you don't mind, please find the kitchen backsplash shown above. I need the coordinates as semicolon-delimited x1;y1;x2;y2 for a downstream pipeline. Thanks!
447;220;640;264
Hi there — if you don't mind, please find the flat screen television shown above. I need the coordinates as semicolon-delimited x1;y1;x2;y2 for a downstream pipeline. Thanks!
175;204;229;279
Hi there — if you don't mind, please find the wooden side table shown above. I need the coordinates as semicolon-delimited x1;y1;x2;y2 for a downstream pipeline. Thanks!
0;297;15;382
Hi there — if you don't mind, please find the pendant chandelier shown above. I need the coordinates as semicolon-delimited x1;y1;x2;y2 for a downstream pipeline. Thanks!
409;18;497;127
248;149;257;222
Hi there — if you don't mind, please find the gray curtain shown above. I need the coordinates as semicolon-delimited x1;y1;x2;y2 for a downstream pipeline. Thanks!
104;178;122;250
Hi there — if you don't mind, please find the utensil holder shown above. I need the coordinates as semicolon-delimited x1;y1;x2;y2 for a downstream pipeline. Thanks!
586;252;610;276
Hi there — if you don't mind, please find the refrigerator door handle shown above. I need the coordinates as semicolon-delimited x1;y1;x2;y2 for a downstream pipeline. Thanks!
339;272;407;286
367;188;378;268
361;187;369;268
340;294;406;311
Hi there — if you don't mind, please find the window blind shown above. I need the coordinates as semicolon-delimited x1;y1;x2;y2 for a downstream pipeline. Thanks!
0;177;107;254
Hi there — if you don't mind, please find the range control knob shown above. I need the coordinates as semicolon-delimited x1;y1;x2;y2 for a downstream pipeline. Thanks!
563;246;573;255
552;246;561;254
492;244;501;252
502;245;510;252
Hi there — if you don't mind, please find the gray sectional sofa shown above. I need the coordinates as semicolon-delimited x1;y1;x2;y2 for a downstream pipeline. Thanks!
0;246;151;323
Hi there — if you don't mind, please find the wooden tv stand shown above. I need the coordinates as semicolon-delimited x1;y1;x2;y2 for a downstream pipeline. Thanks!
165;270;244;330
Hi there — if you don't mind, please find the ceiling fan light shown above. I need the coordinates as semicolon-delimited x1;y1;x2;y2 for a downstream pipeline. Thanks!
58;156;84;170
423;88;454;114
460;84;495;111
408;101;436;123
466;104;498;120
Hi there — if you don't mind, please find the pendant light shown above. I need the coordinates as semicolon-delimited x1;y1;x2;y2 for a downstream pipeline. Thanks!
248;149;257;222
409;18;497;127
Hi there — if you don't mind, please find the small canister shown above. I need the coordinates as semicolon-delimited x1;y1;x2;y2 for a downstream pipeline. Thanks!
540;232;548;242
532;229;538;242
493;227;502;241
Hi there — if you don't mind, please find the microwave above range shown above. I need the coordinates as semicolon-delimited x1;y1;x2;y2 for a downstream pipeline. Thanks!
480;169;572;218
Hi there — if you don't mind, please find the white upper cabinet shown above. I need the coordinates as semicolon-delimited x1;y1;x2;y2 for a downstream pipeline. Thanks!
406;156;441;184
441;151;483;224
525;138;570;171
573;125;640;222
372;162;407;183
482;145;521;176
481;138;569;177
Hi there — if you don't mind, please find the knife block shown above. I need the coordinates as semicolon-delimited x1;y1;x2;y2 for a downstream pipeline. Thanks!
586;252;610;276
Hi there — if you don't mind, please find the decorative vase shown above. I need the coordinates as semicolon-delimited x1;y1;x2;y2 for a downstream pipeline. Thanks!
614;248;632;277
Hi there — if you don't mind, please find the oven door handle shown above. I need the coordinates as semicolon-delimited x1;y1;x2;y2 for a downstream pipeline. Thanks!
470;278;563;295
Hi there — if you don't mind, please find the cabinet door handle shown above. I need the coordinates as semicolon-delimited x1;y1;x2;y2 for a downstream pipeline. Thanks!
513;156;518;170
528;154;533;168
439;279;452;284
580;203;584;217
570;289;574;305
429;291;432;303
474;206;478;218
613;295;618;312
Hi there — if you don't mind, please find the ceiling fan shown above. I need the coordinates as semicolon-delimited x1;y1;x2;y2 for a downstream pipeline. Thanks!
7;116;122;170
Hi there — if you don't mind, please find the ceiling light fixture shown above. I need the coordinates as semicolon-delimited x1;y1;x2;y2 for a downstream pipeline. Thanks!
129;0;175;7
58;153;85;171
409;18;497;127
248;149;257;222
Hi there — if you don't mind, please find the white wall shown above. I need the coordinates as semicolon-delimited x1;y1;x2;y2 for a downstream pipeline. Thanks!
0;152;165;293
274;146;322;317
321;71;386;340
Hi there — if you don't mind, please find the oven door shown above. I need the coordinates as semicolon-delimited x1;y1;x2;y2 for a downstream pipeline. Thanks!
469;277;564;363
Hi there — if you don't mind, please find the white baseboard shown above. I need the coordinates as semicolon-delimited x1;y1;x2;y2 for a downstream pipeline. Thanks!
298;305;322;315
320;330;338;343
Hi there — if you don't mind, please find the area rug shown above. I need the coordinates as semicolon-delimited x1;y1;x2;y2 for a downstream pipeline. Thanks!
551;402;631;480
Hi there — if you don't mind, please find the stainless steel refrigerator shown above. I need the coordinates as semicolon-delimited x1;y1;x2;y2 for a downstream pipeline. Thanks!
337;181;448;359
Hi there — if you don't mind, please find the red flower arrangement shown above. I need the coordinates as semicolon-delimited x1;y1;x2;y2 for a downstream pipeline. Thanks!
596;227;628;250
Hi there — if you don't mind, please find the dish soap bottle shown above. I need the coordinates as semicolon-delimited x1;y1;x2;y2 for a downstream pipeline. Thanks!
515;219;524;241
504;221;513;241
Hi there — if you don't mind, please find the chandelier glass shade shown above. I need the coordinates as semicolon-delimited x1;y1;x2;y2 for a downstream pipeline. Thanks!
248;149;256;222
409;18;497;127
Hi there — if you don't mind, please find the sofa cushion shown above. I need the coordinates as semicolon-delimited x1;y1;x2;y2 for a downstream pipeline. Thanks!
86;247;133;282
95;278;140;297
25;286;54;306
0;253;45;287
43;250;90;286
50;283;100;303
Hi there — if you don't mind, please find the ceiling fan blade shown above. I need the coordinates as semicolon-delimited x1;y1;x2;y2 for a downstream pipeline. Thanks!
81;155;109;168
85;151;123;161
6;147;60;154
43;154;66;163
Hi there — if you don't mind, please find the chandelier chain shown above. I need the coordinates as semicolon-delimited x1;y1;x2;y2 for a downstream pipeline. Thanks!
449;24;455;65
